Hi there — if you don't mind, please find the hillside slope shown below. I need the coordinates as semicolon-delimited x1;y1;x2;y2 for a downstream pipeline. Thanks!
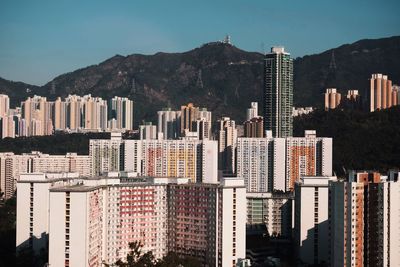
1;36;399;123
294;106;400;175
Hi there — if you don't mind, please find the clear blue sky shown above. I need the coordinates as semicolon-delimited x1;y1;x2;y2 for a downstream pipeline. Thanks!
1;0;399;85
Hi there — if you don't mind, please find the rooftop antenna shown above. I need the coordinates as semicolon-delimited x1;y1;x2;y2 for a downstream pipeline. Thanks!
223;35;231;45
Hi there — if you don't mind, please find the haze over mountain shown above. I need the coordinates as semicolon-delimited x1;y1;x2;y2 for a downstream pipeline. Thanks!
1;36;399;124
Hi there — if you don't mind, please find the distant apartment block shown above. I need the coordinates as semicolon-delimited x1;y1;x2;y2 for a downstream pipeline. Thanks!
0;94;10;117
139;122;157;140
246;102;258;121
243;117;264;138
157;108;181;139
0;94;134;139
180;103;212;139
369;74;398;112
0;152;90;200
292;107;314;117
217;117;237;174
156;104;212;140
324;88;341;110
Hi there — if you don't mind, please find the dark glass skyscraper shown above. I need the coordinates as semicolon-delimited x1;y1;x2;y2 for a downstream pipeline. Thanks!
263;47;293;137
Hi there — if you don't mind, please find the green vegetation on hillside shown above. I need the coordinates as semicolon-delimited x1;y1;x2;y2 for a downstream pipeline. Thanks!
0;132;109;155
294;106;400;176
0;197;16;266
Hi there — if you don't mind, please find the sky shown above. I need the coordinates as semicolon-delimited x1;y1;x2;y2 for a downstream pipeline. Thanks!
1;0;399;86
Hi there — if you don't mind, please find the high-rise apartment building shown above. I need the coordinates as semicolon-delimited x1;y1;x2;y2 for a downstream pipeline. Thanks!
21;96;54;136
237;130;332;192
0;152;90;200
329;171;400;267
139;122;157;140
286;130;332;191
294;175;337;265
157;108;181;139
109;96;134;130
16;172;246;266
0;115;16;138
237;137;286;192
193;117;212;140
246;102;258;121
246;192;293;238
393;84;400;106
4;94;134;137
124;138;218;184
217;117;237;173
369;73;398;112
264;47;293;138
180;103;212;138
90;133;218;183
180;103;198;134
0;94;10;117
346;89;359;101
243;117;264;138
89;132;124;176
324;88;341;110
16;173;79;255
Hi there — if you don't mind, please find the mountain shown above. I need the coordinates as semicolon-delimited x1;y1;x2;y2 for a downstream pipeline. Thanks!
1;36;399;124
294;36;400;107
0;77;41;107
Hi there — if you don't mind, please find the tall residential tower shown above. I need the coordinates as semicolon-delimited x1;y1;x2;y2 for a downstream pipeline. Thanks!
263;47;293;138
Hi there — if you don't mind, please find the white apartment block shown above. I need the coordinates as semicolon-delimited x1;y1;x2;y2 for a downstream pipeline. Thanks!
246;102;258;121
237;130;332;193
16;172;246;267
157;108;181;140
246;192;293;238
16;173;80;255
139;123;157;140
0;152;90;200
294;176;337;266
89;132;124;176
237;137;286;192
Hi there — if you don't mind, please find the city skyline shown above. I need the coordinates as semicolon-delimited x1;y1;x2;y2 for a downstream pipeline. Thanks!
1;0;400;85
1;2;400;266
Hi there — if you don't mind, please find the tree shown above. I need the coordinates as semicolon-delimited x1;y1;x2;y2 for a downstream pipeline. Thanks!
103;243;202;267
103;241;156;267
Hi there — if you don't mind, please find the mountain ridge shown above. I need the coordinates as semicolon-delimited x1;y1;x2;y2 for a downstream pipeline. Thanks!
1;36;399;124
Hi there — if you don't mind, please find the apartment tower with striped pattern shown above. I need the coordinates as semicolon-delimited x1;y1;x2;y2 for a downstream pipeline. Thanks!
329;171;400;267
